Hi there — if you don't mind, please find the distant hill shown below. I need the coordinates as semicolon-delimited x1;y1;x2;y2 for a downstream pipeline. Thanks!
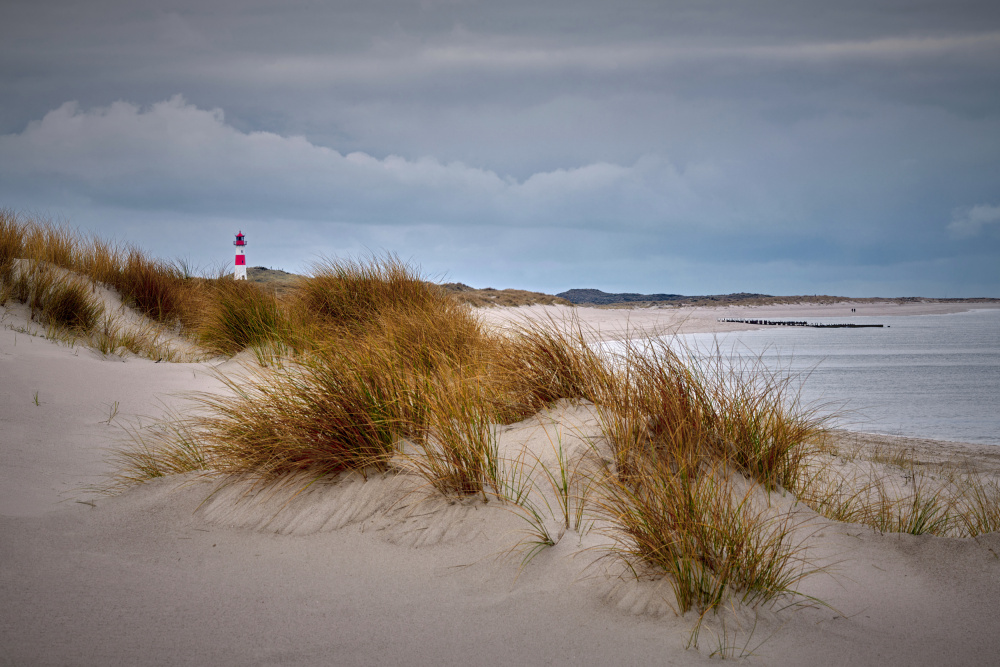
557;289;777;306
440;283;573;307
244;271;1000;307
246;266;304;296
243;271;573;307
557;290;1000;307
557;289;685;305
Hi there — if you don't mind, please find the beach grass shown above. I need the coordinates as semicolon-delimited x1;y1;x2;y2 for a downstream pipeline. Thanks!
110;413;210;486
795;447;1000;538
404;371;502;501
595;458;813;614
0;260;104;334
194;278;286;355
572;335;824;613
91;312;179;360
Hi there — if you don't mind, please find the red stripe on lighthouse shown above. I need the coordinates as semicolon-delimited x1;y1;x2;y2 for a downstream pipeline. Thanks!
235;255;246;265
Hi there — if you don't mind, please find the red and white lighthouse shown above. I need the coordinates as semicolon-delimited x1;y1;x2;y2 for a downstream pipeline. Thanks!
233;230;247;280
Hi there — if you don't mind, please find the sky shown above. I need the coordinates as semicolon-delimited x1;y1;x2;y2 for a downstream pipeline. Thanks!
2;0;999;297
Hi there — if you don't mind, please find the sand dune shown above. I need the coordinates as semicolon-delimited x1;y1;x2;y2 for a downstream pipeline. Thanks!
3;297;1000;665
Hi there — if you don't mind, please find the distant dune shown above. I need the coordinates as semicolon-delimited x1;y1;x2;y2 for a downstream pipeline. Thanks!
247;267;999;309
557;288;1000;308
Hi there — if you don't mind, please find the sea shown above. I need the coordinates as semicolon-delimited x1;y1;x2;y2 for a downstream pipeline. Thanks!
664;308;1000;446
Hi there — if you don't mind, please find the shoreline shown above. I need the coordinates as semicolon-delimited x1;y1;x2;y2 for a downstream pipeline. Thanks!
481;301;1000;450
823;429;1000;474
478;300;1000;339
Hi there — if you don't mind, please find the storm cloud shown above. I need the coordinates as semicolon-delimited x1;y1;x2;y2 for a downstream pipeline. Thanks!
1;0;998;295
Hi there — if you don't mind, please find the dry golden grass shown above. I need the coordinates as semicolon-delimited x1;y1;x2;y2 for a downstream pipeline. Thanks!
402;371;503;501
108;259;499;483
595;459;814;614
1;210;185;323
0;258;104;339
193;279;286;355
295;255;444;330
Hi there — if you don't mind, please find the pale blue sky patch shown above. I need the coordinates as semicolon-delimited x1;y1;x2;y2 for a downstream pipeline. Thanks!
949;205;1000;238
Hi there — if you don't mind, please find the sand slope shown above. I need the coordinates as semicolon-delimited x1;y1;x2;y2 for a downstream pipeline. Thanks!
3;301;1000;665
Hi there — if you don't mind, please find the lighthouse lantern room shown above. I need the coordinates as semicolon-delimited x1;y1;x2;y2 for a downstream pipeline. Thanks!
233;231;247;280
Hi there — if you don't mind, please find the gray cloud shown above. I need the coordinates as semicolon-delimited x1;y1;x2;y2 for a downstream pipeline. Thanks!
0;96;733;232
1;0;999;296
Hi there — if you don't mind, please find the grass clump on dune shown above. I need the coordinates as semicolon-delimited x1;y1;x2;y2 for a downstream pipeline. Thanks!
114;250;186;323
295;255;443;331
709;355;820;491
194;279;286;355
107;415;210;490
0;209;188;325
0;260;104;334
583;336;823;615
0;211;195;360
494;320;603;419
596;458;812;614
404;370;503;501
179;348;405;478
0;210;288;359
115;258;495;483
147;282;497;485
36;270;104;332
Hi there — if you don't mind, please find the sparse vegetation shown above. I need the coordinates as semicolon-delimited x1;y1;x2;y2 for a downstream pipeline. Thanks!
795;442;1000;538
91;313;178;360
1;210;193;357
106;414;210;490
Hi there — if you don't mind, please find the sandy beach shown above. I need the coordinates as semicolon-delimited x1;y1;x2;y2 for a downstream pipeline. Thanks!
3;299;1000;665
478;300;1000;340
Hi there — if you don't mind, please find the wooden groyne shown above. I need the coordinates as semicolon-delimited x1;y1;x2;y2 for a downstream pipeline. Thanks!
718;318;884;328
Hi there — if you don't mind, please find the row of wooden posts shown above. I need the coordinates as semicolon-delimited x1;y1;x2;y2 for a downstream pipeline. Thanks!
717;318;885;328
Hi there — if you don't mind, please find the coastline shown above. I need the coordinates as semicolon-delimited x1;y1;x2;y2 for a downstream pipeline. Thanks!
478;300;1000;340
823;429;1000;474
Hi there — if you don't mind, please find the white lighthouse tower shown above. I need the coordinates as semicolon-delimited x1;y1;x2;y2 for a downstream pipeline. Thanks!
233;230;247;280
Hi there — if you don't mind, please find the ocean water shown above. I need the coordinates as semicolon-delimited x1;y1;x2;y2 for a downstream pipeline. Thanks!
668;308;1000;446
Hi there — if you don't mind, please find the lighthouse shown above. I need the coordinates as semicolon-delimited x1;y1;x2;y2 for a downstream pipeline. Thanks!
233;230;247;280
